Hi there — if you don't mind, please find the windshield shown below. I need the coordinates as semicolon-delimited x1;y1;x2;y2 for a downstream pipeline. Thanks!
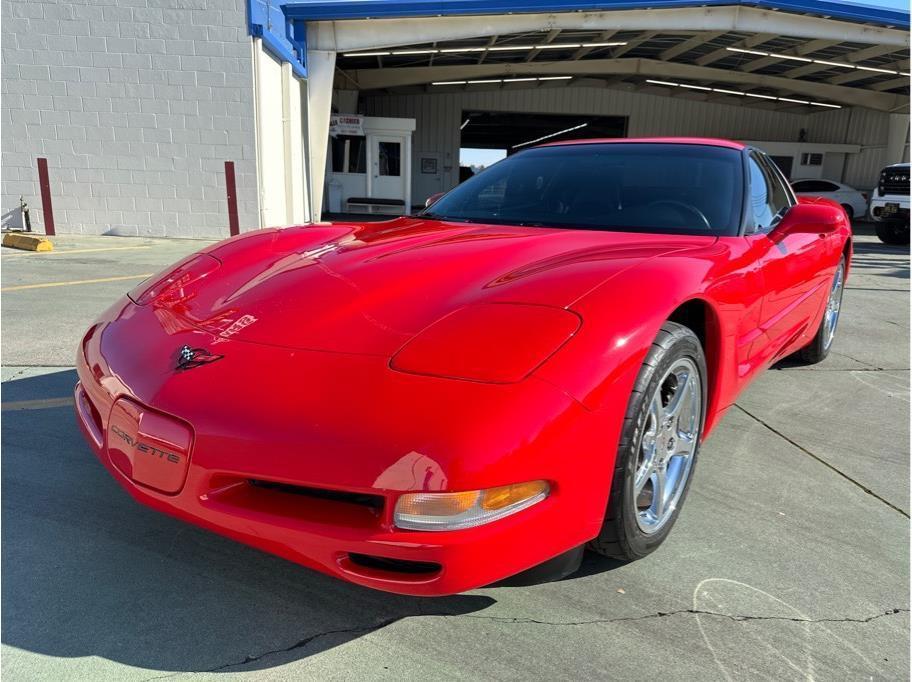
422;143;745;236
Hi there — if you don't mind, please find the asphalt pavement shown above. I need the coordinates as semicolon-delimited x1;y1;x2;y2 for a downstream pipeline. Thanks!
1;225;908;680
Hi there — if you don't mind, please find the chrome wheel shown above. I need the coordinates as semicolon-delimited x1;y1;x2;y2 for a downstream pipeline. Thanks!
822;261;845;351
633;358;702;535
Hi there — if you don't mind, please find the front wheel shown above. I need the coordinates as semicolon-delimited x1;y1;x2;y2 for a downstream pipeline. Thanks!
589;322;706;561
875;222;910;246
795;256;845;364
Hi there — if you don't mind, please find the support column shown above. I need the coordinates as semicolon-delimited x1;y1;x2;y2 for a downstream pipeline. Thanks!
886;113;910;165
305;48;336;222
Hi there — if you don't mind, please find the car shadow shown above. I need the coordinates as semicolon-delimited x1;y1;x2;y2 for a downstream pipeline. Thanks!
1;369;495;674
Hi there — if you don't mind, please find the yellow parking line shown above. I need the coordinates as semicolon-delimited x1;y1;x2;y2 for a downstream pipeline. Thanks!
2;246;152;257
1;273;152;292
2;397;74;411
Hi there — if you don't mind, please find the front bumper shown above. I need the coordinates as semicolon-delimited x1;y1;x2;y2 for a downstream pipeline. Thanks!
870;197;910;223
75;298;616;596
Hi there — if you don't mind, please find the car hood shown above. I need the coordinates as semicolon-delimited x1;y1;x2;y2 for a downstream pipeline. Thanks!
153;218;713;355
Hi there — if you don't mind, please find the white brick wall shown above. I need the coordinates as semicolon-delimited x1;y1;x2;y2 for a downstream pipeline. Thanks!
1;0;259;238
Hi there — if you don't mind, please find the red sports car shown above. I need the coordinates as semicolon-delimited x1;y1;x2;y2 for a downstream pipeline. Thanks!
75;138;850;596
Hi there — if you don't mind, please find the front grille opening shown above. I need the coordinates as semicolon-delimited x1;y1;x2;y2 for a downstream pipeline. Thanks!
348;553;442;575
880;170;909;196
248;479;384;512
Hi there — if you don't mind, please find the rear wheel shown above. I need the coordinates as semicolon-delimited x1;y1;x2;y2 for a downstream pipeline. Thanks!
796;256;845;364
840;204;854;220
875;222;910;246
589;322;705;561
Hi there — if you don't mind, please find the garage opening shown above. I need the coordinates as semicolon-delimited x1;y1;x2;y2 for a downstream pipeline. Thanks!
458;110;627;183
460;111;627;152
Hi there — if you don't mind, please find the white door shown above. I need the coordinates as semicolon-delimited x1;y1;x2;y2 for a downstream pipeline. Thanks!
370;136;405;200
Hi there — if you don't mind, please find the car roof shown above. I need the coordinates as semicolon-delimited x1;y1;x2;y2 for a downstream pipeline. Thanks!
539;137;746;150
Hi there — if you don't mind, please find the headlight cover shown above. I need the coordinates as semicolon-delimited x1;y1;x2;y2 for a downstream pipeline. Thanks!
128;253;220;305
391;303;581;383
394;481;550;531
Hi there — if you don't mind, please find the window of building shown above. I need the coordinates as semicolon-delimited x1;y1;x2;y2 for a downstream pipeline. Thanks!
331;135;367;174
800;152;824;166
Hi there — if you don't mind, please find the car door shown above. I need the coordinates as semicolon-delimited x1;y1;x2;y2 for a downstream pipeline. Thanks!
744;152;833;363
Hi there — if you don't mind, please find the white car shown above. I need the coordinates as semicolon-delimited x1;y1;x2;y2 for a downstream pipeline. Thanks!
791;179;869;220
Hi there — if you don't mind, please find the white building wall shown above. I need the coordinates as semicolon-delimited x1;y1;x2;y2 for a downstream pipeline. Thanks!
1;0;259;238
806;107;908;190
360;86;811;201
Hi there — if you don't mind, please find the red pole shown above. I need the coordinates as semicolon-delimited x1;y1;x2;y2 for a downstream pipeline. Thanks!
37;158;56;236
224;161;239;237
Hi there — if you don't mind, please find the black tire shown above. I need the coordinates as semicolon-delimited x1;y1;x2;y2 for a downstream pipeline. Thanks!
589;322;706;561
840;204;854;220
875;222;910;246
795;256;846;364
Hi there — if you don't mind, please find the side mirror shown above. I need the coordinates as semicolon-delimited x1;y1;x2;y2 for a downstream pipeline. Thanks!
425;192;445;208
769;199;844;241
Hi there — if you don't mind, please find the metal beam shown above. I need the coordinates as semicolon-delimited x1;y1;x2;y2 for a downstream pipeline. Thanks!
477;35;500;64
347;58;904;110
784;44;902;78
611;31;656;58
872;76;911;91
524;28;560;61
737;39;838;72
571;30;616;60
695;33;777;66
828;58;908;85
659;31;724;61
311;7;909;52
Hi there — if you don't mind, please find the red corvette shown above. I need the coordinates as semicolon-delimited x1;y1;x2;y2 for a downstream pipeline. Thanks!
75;138;850;595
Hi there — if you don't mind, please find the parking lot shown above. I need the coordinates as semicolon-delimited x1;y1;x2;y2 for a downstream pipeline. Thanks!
1;226;908;680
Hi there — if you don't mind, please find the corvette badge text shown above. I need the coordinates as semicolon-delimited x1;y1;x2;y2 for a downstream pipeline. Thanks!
110;424;181;464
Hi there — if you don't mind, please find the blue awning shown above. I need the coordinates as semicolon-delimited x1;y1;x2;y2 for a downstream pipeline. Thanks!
281;0;909;28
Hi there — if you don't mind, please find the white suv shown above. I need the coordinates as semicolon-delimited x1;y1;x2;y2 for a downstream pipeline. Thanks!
869;162;909;245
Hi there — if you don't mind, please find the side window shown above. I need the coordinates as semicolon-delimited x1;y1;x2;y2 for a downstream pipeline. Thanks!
748;157;777;230
793;180;830;193
748;153;791;230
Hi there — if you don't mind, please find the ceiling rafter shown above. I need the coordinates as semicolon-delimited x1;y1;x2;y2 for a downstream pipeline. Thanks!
659;31;725;61
737;38;840;72
524;28;561;62
828;56;909;85
871;75;910;91
784;44;903;78
571;30;617;60
695;33;777;66
477;35;500;64
611;31;657;58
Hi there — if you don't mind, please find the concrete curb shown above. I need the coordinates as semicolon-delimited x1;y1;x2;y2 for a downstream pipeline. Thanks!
2;233;53;252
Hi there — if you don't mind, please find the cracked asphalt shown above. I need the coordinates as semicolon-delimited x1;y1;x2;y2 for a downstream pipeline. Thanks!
2;225;909;680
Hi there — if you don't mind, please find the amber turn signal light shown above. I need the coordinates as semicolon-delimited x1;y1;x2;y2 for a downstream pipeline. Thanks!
394;480;549;531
